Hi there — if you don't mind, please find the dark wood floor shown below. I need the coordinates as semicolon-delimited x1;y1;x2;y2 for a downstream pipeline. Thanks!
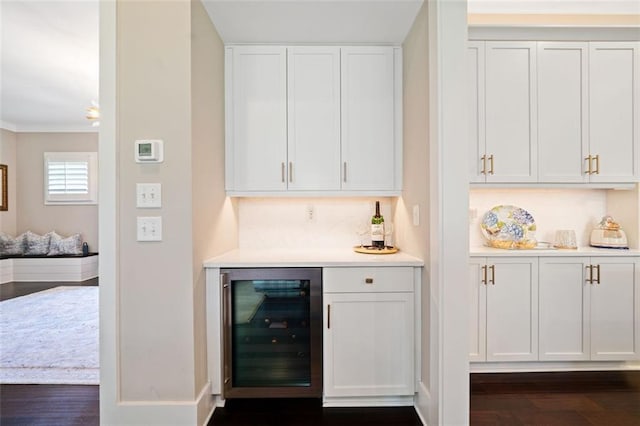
2;371;639;425
0;384;99;426
0;277;98;301
471;371;640;425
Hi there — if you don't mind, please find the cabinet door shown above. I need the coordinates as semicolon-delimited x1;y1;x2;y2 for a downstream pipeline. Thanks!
538;257;590;361
589;42;640;183
323;292;414;397
537;43;589;183
590;257;640;360
468;42;486;183
485;42;537;182
469;259;487;361
226;46;287;191
341;47;398;191
486;257;538;361
287;47;341;191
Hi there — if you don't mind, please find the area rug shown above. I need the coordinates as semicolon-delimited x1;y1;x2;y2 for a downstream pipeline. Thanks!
0;286;99;384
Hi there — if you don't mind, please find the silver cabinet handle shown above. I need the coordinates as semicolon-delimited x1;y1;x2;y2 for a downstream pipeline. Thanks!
343;162;347;182
281;162;285;183
327;304;331;329
289;162;293;183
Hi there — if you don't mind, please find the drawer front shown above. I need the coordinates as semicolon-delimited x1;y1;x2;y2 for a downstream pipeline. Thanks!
323;267;414;293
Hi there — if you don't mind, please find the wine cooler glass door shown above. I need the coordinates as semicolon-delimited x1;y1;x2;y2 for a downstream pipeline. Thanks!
222;268;322;398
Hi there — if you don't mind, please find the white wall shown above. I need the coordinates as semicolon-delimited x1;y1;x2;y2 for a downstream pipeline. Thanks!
191;1;237;419
470;188;609;247
101;0;231;423
0;129;17;234
238;197;392;249
399;0;431;409
15;132;99;249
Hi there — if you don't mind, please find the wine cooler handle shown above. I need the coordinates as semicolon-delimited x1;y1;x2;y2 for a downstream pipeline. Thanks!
327;304;331;329
221;274;232;396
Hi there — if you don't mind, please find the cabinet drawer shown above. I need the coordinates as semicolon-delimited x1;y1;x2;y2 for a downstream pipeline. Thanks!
323;267;414;293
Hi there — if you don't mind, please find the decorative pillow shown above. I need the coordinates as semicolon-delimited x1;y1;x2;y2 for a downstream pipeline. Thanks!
24;231;52;255
47;231;83;256
0;232;26;256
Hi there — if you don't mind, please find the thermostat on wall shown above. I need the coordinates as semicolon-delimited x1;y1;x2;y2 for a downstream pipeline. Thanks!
135;139;164;163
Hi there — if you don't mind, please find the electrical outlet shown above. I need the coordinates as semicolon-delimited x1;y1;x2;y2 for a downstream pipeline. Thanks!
413;205;420;226
306;205;315;222
137;216;162;241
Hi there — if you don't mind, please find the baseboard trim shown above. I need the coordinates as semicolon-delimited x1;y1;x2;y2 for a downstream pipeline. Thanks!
104;383;213;426
414;381;432;426
197;382;215;426
322;395;414;407
470;361;640;373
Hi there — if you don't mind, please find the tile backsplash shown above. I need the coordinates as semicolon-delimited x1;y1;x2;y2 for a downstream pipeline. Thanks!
470;188;608;248
238;197;393;249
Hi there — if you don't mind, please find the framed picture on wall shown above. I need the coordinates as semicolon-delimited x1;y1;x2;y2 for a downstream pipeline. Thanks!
0;164;7;211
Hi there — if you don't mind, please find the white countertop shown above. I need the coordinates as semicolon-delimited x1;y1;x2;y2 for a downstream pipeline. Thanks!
470;246;640;257
203;248;424;268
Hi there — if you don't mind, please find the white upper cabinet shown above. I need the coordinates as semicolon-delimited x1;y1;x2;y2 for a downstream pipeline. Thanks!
537;43;589;183
471;37;639;185
468;42;486;183
287;47;341;191
341;47;401;192
483;42;537;182
225;46;287;192
588;42;640;183
225;45;402;195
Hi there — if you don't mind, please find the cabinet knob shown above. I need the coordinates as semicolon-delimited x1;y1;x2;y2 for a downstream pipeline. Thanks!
365;278;374;284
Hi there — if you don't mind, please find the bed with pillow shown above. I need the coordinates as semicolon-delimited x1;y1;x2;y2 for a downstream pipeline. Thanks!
0;231;98;283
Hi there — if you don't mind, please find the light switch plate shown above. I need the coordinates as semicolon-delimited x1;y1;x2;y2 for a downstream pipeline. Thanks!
136;183;162;208
413;205;420;226
137;216;162;241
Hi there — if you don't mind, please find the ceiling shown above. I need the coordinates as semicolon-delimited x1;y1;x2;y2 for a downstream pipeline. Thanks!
1;0;638;133
1;0;99;133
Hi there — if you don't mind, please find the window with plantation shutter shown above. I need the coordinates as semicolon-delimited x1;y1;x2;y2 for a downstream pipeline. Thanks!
44;152;98;205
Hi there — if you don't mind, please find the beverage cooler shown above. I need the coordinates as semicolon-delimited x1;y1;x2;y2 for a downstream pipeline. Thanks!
221;268;322;398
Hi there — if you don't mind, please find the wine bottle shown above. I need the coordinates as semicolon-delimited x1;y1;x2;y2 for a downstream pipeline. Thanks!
371;201;385;248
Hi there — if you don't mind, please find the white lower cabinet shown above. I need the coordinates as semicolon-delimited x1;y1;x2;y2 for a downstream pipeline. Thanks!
539;257;640;361
323;267;415;402
470;257;539;362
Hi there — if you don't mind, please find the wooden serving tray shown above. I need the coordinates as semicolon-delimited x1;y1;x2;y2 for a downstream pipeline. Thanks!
353;245;399;255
